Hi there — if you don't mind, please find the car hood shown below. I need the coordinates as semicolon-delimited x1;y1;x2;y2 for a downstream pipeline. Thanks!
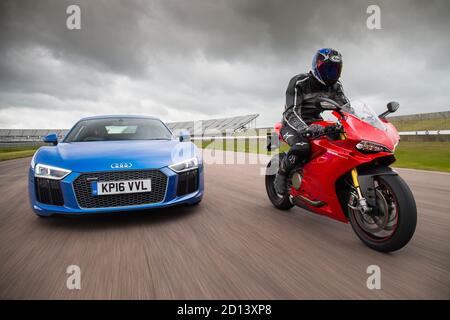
34;140;199;172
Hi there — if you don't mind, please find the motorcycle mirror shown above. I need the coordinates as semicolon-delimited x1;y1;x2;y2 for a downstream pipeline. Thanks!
379;101;400;119
387;101;400;113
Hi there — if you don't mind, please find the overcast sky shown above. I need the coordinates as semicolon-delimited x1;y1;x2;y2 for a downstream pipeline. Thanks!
0;0;449;128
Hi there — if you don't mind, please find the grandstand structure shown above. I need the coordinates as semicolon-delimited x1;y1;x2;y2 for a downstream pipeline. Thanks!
167;114;258;135
0;114;259;144
0;129;69;143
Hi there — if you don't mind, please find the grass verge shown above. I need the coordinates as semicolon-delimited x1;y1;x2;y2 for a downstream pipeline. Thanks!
389;118;450;131
0;146;38;162
393;142;450;172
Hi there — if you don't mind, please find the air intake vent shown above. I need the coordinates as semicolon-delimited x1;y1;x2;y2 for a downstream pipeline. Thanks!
35;178;64;206
177;169;199;196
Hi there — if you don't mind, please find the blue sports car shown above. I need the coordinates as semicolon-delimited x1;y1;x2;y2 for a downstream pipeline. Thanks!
28;115;204;217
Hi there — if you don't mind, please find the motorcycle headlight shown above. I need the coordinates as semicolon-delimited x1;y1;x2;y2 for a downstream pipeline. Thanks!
356;140;392;153
34;163;71;180
169;157;198;173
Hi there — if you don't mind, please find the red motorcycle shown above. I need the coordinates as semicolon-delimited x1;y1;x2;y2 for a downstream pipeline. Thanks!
266;98;417;252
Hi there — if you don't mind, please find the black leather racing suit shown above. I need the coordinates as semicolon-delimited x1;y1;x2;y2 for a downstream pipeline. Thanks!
280;71;349;173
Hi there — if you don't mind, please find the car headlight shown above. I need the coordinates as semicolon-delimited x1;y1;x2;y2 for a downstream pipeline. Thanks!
356;140;392;153
169;157;198;173
34;163;71;180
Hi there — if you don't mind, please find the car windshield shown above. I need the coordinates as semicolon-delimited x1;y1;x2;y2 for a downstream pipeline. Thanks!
64;117;173;142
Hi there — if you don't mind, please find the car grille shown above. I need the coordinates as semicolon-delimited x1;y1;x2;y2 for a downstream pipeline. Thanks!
73;170;167;208
176;169;199;196
35;178;64;206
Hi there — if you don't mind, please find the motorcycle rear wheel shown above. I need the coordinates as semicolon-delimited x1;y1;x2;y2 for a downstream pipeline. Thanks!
265;154;294;210
349;174;417;252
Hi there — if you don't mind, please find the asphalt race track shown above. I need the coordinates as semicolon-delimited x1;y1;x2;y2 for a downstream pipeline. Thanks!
0;153;449;299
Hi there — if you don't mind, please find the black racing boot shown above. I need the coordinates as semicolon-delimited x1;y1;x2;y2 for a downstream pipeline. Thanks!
274;171;287;195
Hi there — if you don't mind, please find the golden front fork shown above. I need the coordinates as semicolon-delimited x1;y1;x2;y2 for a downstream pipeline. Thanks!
351;168;364;198
342;132;370;212
339;131;364;199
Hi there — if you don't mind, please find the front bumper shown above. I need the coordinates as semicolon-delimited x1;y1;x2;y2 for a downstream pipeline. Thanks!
28;166;204;216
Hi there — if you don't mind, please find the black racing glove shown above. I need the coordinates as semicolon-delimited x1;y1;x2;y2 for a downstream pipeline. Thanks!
324;124;339;134
328;123;344;134
302;124;325;138
303;124;342;138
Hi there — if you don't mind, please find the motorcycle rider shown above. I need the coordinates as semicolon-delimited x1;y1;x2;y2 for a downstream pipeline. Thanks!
274;48;350;194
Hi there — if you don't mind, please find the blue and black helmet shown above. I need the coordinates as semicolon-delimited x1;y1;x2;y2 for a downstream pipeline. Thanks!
312;48;343;86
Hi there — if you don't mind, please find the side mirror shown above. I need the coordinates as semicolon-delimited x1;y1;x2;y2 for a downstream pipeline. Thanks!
179;131;191;142
43;133;58;145
387;101;400;113
379;101;400;119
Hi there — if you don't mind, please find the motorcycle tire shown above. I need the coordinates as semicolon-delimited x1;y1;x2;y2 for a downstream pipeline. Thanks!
349;174;417;252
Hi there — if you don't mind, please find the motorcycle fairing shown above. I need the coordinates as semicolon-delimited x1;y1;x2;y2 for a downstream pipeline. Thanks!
340;112;399;151
290;113;399;223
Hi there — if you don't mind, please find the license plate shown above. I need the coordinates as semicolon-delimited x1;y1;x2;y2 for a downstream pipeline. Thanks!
92;179;151;196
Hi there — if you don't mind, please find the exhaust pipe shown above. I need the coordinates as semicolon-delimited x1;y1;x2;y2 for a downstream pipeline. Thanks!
293;195;326;208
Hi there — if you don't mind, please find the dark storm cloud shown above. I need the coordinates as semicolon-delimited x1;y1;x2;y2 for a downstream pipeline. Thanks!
0;0;449;128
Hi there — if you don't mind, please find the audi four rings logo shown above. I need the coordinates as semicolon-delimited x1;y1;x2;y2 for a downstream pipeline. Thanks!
110;162;132;169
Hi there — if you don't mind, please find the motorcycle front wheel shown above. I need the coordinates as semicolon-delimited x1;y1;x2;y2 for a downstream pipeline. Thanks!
349;174;417;252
